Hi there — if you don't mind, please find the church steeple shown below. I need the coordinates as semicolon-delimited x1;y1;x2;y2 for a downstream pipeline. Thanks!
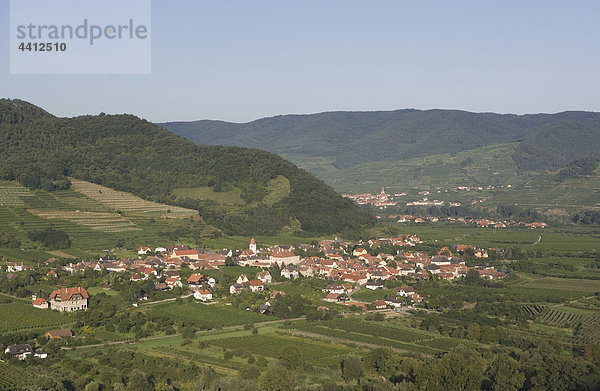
249;238;257;254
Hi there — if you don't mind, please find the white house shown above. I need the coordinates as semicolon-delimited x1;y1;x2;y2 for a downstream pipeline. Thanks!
230;284;243;294
5;344;33;360
256;271;272;284
248;280;264;292
165;277;183;289
194;289;213;302
6;262;24;272
138;247;153;255
281;267;299;279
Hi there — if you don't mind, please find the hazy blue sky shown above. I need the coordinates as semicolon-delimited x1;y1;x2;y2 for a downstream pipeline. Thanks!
1;0;599;122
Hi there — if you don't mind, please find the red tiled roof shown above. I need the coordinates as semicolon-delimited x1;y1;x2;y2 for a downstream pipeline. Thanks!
187;273;204;283
174;249;198;256
49;287;89;301
271;250;297;258
46;329;73;338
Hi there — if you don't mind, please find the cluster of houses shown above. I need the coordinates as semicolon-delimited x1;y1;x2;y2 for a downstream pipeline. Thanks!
9;234;509;315
447;217;548;229
229;271;271;295
406;198;446;207
1;329;73;361
377;214;548;228
342;187;398;207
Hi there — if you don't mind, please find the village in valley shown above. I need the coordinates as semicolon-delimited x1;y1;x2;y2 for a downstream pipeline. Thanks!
1;232;509;362
343;187;549;228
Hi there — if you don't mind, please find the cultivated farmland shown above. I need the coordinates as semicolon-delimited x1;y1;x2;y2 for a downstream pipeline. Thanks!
516;277;600;293
0;301;70;333
537;308;583;328
70;179;196;217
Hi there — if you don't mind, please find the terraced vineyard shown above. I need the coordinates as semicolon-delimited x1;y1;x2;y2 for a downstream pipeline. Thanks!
0;180;206;258
70;179;196;217
0;182;32;207
28;209;139;232
522;304;545;317
575;313;600;344
537;308;583;328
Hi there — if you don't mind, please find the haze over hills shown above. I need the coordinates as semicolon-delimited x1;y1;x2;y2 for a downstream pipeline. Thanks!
161;109;600;194
0;99;375;236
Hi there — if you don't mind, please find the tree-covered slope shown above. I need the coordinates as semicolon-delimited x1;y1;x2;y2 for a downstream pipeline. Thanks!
0;99;375;235
161;109;600;172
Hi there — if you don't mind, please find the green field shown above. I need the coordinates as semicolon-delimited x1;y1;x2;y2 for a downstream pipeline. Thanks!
515;277;600;293
143;301;272;329
209;333;356;367
0;301;70;333
351;288;391;302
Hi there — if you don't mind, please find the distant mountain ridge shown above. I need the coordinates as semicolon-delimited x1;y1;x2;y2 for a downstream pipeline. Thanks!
161;109;600;172
0;99;375;235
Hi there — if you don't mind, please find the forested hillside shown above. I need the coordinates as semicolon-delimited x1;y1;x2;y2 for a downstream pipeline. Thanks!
0;99;375;235
162;109;600;172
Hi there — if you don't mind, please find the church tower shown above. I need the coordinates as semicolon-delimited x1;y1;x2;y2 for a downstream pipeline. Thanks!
249;238;257;254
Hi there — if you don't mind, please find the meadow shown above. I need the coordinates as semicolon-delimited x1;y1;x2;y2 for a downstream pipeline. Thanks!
142;301;272;329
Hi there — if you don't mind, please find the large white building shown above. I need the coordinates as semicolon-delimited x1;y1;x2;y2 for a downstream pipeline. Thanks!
49;287;89;312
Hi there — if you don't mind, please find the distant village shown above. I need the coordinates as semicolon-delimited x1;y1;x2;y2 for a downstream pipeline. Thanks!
343;187;548;228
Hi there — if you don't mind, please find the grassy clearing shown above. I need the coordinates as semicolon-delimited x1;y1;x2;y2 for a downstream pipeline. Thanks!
87;286;119;296
351;288;392;302
142;301;272;329
264;175;291;206
172;186;245;206
271;282;325;300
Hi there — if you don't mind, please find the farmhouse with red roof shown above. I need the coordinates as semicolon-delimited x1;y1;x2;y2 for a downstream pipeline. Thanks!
49;287;89;312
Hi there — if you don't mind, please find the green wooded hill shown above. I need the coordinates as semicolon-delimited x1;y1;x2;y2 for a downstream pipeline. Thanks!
0;99;375;236
162;109;600;190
